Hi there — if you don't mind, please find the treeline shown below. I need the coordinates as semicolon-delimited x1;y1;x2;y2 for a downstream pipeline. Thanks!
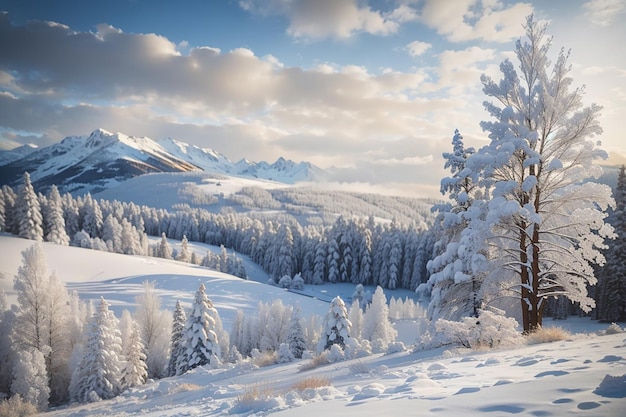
1;172;437;290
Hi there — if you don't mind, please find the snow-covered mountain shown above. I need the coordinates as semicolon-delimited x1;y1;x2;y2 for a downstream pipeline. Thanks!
0;129;328;194
0;143;38;166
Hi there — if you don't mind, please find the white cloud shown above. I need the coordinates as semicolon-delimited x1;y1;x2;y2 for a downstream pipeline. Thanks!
239;0;404;40
419;0;533;43
407;40;432;57
583;0;626;26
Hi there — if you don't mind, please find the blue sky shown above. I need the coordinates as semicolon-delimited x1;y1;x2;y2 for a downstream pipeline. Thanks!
0;0;624;197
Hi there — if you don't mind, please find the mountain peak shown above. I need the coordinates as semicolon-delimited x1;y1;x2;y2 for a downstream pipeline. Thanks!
0;128;329;193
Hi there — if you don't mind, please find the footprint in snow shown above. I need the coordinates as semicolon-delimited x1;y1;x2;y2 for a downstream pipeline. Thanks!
477;357;500;368
577;401;602;410
535;370;569;378
454;387;481;395
552;398;573;404
478;404;525;414
427;363;447;371
597;355;623;363
514;358;539;367
352;383;386;400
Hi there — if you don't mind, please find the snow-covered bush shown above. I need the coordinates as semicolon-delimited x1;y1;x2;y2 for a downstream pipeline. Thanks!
0;394;37;417
605;322;623;335
11;349;49;411
386;341;406;354
327;344;345;362
278;275;292;289
291;273;304;290
277;343;294;364
417;309;522;350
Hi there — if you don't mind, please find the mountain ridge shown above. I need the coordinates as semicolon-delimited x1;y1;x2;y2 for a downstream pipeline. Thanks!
0;128;328;194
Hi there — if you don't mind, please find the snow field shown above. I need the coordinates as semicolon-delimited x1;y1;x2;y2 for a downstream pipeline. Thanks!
1;234;624;416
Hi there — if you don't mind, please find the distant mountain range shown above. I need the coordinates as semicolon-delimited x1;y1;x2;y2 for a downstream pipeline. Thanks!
0;128;328;194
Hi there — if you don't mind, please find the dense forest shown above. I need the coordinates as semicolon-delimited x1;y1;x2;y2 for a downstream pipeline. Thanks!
0;172;437;291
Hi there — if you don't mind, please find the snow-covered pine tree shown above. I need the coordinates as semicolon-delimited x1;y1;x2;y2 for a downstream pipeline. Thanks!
157;232;172;259
419;129;481;321
120;322;147;390
176;283;221;374
43;185;70;245
16;172;43;241
81;194;103;238
176;235;191;263
318;296;351;353
312;239;326;285
362;286;396;350
69;297;123;403
101;214;122;253
327;238;340;283
168;300;187;377
466;15;615;332
287;309;307;359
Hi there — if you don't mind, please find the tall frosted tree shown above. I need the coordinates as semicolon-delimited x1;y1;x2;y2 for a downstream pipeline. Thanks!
134;281;171;379
466;15;615;332
16;172;43;241
12;244;71;404
176;283;221;374
167;300;187;377
69;297;123;403
419;129;482;321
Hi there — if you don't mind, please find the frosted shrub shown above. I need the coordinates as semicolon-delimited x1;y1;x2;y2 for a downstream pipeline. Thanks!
327;344;345;362
386;341;406;354
278;275;292;289
291;273;304;290
605;322;623;335
277;343;294;364
525;326;571;345
344;338;371;359
0;395;37;417
418;309;522;350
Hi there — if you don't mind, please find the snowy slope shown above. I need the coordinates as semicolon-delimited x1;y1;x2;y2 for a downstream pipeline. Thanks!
1;234;624;417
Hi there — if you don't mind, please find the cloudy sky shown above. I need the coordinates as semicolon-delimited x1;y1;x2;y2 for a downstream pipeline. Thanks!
0;0;624;197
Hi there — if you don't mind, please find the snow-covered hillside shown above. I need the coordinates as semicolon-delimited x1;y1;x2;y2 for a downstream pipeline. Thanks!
1;235;624;417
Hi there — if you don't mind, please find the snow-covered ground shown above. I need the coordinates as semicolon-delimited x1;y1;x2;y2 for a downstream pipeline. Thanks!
1;235;625;416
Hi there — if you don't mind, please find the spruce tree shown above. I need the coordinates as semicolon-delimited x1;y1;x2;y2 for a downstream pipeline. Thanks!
287;309;307;359
318;296;351;353
69;297;123;403
120;322;148;390
16;172;43;241
167;300;186;377
176;284;220;374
